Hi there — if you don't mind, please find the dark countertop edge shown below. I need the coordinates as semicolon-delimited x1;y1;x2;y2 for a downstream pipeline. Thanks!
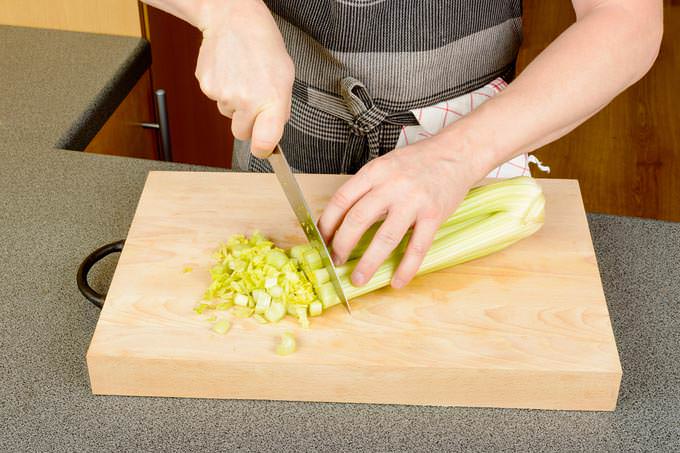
55;37;151;151
587;211;680;226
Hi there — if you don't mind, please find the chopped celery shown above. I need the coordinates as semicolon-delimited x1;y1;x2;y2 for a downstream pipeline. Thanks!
318;282;340;309
230;243;251;257
290;244;312;261
253;291;272;314
194;303;212;314
286;303;298;317
234;293;249;307
232;306;254;318
309;300;323;317
253;313;269;324
285;271;300;283
311;268;329;285
268;285;283;298
265;301;286;323
302;249;322;271
276;332;296;356
295;306;310;329
211;319;231;335
266;249;289;269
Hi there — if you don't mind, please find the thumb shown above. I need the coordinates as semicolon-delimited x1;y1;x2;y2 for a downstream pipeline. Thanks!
250;104;288;159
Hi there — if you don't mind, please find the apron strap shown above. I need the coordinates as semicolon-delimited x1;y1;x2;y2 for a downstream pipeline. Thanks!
308;77;418;173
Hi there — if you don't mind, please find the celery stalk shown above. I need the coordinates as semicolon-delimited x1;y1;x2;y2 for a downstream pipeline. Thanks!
336;177;545;299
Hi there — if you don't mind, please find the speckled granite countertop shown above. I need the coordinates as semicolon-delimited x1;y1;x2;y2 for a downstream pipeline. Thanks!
1;25;678;452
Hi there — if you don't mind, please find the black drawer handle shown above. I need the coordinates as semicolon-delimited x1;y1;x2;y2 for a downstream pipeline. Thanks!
76;240;125;309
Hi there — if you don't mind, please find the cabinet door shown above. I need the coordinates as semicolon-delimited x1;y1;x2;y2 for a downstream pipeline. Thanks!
85;70;158;159
143;5;234;168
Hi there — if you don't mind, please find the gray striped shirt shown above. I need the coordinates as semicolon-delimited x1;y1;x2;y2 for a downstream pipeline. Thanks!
234;0;522;173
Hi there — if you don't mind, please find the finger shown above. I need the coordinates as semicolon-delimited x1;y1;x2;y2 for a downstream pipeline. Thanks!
317;168;374;243
217;101;235;118
350;209;415;287
391;217;440;289
250;103;288;158
330;192;388;266
231;109;257;141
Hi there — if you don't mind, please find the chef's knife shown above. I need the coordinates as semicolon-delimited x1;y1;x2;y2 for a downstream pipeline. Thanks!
268;145;351;313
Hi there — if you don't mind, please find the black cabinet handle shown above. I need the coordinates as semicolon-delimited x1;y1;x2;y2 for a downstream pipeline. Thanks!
76;240;125;309
140;89;172;162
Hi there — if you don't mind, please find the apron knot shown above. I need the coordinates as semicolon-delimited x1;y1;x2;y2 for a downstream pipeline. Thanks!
338;77;389;170
306;77;418;174
340;77;387;137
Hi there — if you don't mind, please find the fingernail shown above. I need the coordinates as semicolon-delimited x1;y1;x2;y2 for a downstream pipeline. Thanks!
352;271;365;286
391;278;405;289
332;253;343;266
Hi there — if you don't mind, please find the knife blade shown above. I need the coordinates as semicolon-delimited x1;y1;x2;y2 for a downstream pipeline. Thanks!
268;145;351;313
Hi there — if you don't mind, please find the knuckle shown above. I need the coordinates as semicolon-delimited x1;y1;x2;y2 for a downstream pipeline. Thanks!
361;159;380;176
374;229;402;248
238;96;256;112
198;80;218;100
230;122;248;140
409;241;429;257
218;104;232;118
393;176;415;193
330;191;353;211
346;207;369;226
419;206;442;221
331;236;350;256
225;90;246;107
355;262;376;278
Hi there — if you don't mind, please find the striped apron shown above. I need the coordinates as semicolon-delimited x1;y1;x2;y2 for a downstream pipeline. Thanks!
233;0;525;176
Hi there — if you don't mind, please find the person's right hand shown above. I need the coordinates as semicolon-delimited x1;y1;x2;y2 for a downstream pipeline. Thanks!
194;0;294;158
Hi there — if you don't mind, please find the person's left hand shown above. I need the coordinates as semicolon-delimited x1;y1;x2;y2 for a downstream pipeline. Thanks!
317;135;490;289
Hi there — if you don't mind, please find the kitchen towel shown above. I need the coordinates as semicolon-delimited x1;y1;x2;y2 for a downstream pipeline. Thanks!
395;78;549;178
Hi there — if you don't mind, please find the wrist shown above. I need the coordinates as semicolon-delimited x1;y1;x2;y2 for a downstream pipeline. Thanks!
195;0;266;32
430;120;501;183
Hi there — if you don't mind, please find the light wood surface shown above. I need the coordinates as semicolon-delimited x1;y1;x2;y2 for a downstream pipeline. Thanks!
85;70;158;159
0;0;141;37
520;0;680;221
87;173;622;410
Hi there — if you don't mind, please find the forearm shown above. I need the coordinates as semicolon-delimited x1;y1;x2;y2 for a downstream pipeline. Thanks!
436;0;663;176
141;0;266;30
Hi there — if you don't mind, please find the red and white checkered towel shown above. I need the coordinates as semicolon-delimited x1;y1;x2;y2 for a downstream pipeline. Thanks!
395;78;549;178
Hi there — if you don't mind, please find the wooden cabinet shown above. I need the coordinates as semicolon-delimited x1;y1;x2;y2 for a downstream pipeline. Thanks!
142;5;234;168
0;0;142;37
520;0;680;221
85;70;159;160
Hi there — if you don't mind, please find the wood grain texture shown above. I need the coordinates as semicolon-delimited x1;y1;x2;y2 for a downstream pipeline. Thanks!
85;70;158;160
519;0;680;221
87;173;621;410
0;0;142;37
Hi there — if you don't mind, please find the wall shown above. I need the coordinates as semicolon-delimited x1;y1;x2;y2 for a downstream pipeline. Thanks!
0;0;141;36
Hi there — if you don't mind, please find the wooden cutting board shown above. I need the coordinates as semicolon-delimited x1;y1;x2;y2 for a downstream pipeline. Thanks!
87;172;622;411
